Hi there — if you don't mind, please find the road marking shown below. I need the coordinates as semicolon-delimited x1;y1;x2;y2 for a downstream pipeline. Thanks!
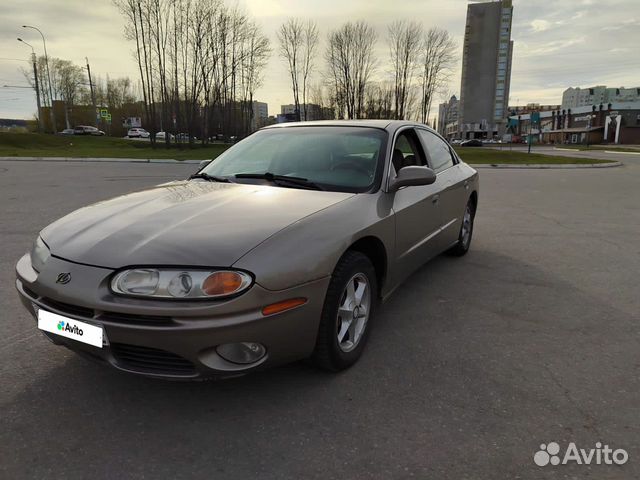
554;148;579;151
604;150;640;155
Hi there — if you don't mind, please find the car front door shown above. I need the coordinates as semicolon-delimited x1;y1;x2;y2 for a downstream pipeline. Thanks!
389;128;444;284
417;128;468;249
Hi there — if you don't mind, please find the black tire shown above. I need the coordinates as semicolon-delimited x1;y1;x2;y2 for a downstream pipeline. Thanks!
447;197;476;256
312;251;378;371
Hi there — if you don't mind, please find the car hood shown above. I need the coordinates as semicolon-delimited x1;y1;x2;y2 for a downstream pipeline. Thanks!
41;180;354;269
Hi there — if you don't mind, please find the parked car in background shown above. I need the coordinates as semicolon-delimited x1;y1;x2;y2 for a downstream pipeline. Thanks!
155;131;174;141
74;125;105;136
460;139;483;147
127;128;150;138
175;132;198;142
58;128;75;136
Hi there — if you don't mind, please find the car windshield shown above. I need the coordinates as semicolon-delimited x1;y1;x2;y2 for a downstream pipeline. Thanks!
201;126;388;193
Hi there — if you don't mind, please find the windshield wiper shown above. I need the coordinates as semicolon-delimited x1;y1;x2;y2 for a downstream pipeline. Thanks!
234;172;324;191
189;172;232;183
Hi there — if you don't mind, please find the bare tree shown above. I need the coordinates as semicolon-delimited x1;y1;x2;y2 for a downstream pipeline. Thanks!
300;20;319;120
49;59;86;128
23;56;86;128
106;77;136;108
21;56;52;109
277;18;318;120
239;22;270;131
326;21;377;119
115;0;270;143
388;20;422;120
418;27;456;125
363;81;394;119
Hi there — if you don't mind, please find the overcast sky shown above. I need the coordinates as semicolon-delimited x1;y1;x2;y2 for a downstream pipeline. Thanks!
1;0;639;120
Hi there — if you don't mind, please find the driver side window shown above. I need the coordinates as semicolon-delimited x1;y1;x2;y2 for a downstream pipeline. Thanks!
392;130;426;174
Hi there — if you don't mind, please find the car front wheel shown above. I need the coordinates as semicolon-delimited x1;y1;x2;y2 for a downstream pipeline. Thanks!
447;197;476;256
312;251;377;371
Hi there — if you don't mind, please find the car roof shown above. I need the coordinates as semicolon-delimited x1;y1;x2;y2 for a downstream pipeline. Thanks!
262;119;436;134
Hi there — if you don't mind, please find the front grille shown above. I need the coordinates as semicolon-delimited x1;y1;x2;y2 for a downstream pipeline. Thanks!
39;297;94;319
98;311;171;326
32;295;172;327
110;343;196;376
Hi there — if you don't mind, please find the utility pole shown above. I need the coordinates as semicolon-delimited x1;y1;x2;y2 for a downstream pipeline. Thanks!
528;110;539;155
23;25;56;133
32;52;43;132
17;37;43;132
85;57;98;128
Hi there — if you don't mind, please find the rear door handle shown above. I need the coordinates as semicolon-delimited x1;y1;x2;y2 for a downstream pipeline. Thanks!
432;195;440;204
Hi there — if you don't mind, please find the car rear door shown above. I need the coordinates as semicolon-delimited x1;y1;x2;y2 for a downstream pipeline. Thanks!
389;128;444;283
417;129;468;249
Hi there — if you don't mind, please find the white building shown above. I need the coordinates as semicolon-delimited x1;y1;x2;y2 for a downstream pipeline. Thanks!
437;95;459;140
250;101;268;130
562;86;640;109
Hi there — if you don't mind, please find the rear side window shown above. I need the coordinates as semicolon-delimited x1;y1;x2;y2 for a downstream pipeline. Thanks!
392;129;427;172
417;130;455;173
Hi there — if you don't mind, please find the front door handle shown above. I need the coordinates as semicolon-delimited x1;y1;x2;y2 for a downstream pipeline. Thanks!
432;194;440;204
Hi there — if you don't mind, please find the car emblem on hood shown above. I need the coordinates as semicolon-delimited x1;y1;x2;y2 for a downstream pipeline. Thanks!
56;272;71;284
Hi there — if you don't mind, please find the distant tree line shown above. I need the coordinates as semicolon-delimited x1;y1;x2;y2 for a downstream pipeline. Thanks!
22;56;137;131
21;2;457;139
114;0;270;145
277;19;456;125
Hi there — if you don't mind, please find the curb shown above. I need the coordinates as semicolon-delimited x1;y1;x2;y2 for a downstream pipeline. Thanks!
603;150;640;155
472;161;622;169
0;156;202;164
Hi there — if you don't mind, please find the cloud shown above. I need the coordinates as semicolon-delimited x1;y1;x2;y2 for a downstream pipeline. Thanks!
1;0;639;119
530;19;551;32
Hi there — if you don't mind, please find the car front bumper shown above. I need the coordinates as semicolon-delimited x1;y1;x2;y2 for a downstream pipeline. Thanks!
16;254;329;380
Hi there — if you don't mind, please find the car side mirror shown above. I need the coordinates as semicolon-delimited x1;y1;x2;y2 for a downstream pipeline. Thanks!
388;166;436;192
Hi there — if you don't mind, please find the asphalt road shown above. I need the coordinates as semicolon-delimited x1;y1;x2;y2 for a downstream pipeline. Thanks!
1;160;639;479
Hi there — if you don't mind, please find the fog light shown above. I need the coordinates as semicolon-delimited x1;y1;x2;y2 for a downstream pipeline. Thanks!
216;342;266;365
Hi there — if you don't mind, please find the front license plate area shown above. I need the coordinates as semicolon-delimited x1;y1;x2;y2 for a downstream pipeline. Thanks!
37;309;103;348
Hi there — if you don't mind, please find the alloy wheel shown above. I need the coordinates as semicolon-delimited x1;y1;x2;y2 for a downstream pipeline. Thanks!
461;204;473;248
336;273;371;353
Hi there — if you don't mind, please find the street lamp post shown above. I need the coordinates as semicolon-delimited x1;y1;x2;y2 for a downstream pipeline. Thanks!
85;57;98;128
17;38;43;133
22;25;56;133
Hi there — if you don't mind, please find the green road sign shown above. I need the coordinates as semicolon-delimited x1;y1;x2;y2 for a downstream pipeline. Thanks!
100;109;108;118
106;114;112;123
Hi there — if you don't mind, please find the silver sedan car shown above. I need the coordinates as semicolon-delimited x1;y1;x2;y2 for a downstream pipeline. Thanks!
16;120;478;379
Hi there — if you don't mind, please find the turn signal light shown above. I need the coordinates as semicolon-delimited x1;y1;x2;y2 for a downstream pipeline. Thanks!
202;271;248;296
262;298;307;316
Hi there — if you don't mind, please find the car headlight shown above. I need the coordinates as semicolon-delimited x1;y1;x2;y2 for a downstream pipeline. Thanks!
110;268;253;299
30;236;51;273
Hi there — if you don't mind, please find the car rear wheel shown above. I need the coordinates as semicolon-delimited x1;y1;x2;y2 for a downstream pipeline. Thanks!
312;251;377;371
447;197;476;256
